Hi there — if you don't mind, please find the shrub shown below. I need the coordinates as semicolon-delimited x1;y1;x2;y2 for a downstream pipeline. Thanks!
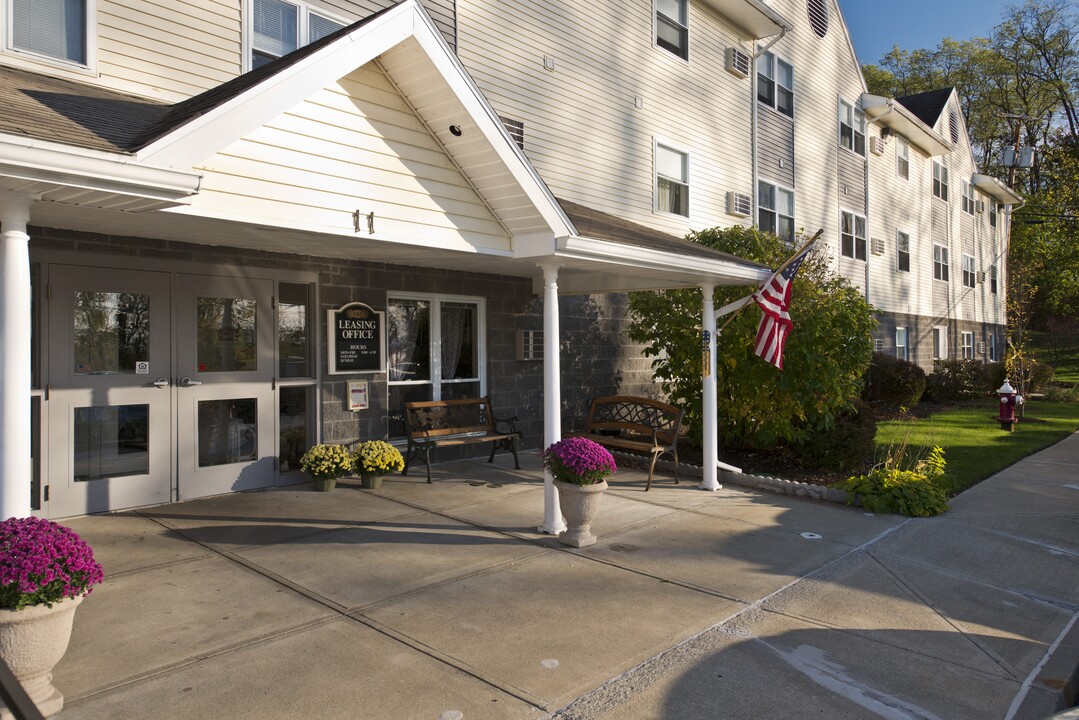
796;399;877;471
862;353;926;412
924;360;992;402
833;446;949;517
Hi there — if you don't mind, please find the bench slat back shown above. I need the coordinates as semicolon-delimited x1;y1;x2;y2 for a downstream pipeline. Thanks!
586;396;683;445
404;397;495;439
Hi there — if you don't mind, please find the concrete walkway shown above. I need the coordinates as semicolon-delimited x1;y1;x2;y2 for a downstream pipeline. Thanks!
54;433;1079;719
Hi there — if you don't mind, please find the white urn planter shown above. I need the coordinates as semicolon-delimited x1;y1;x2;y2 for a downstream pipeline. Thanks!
554;479;608;548
0;595;84;719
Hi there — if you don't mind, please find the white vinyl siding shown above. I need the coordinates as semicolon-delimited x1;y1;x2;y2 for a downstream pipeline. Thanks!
184;65;511;251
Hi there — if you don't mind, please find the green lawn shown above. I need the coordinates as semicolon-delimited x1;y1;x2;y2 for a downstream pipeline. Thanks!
1029;330;1079;384
873;398;1079;495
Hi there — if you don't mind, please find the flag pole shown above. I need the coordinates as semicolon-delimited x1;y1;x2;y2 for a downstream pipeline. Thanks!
717;228;823;334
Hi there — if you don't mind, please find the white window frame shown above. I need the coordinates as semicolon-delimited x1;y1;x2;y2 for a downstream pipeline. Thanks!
758;180;795;242
990;263;998;294
896;135;910;180
839;99;865;156
933;326;948;361
962;254;976;289
961;181;976;215
896;230;910;272
654;139;690;217
896;327;909;361
386;291;487;399
840;209;866;261
3;0;97;71
961;331;974;360
933;243;949;282
933;161;949;201
245;0;348;72
988;332;997;361
757;50;793;117
654;0;689;61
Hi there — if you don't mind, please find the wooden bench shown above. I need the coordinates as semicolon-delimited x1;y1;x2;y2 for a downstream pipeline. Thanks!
402;396;522;483
569;395;684;491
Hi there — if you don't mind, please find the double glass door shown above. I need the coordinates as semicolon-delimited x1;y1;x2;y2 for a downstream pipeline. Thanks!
47;266;277;516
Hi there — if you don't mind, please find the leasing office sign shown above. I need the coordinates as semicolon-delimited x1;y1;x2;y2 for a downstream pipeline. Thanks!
328;302;385;374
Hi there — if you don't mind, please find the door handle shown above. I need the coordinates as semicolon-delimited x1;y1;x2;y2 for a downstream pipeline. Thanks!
179;376;203;387
152;377;170;388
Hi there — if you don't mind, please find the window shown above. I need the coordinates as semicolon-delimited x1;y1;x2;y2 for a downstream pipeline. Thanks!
962;254;976;289
933;161;949;201
251;0;345;69
990;263;998;294
896;231;910;272
961;331;974;359
757;51;793;117
839;100;865;155
988;332;996;361
10;0;89;65
841;210;866;260
896;327;908;361
758;181;794;242
655;0;688;59
989;206;997;228
896;136;910;180
962;181;976;215
655;142;689;216
933;244;949;281
933;326;947;360
387;294;485;438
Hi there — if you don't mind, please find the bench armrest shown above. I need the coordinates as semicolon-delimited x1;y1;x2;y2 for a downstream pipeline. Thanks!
493;414;519;434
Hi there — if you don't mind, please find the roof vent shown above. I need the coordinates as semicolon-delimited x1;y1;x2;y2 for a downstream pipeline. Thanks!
726;191;752;218
725;47;750;78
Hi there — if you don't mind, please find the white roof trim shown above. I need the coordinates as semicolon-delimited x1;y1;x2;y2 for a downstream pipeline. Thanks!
972;174;1023;205
700;0;790;39
0;136;200;204
861;94;953;156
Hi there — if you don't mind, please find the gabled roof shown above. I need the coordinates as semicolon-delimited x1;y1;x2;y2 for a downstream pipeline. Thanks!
861;93;953;156
895;88;954;128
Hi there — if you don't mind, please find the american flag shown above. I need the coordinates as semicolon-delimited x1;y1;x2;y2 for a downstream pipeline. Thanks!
753;244;813;369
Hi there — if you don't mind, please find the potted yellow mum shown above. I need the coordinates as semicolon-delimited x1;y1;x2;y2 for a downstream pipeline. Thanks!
353;440;405;489
299;443;354;491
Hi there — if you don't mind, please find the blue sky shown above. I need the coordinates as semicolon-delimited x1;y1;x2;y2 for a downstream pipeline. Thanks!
837;0;1016;65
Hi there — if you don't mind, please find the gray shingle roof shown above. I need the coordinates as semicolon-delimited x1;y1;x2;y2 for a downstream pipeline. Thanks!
895;88;953;129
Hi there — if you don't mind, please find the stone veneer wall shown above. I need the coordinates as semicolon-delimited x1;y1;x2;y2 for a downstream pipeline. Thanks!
873;310;1006;372
29;227;661;460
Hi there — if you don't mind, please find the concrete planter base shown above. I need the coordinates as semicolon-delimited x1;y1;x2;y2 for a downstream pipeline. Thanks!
554;479;608;548
0;594;84;720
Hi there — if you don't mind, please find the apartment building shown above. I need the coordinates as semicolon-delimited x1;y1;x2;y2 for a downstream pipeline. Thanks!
0;0;1016;518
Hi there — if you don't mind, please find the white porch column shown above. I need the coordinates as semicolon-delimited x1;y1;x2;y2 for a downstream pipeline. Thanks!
700;283;721;491
0;192;34;519
537;262;566;534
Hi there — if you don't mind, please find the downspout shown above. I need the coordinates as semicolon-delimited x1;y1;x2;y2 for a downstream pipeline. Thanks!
750;27;788;224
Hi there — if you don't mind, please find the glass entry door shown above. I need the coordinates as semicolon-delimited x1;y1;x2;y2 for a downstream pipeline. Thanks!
47;266;174;517
175;274;276;499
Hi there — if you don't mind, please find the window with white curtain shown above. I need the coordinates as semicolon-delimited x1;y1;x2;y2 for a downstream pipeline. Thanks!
251;0;345;69
10;0;88;65
387;294;485;438
655;142;689;216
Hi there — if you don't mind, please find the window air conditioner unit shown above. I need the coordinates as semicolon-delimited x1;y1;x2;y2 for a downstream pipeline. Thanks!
516;329;543;361
870;136;885;155
873;338;884;352
977;271;986;283
725;47;750;78
978;341;987;355
726;191;752;217
975;200;985;213
870;237;884;255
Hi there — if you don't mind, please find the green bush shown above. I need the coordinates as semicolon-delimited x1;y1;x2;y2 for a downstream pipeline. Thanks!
924;360;993;402
862;353;926;412
796;398;877;471
833;446;949;517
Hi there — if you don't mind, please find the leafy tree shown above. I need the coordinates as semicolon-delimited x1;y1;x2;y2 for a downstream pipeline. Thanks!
626;227;876;450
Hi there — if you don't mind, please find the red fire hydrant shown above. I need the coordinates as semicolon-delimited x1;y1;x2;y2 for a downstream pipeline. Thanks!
997;379;1023;431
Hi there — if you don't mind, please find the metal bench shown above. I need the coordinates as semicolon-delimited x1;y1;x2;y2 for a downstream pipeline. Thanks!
569;395;683;491
402;396;522;483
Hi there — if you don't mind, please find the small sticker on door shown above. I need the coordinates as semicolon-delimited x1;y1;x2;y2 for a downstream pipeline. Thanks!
135;361;150;375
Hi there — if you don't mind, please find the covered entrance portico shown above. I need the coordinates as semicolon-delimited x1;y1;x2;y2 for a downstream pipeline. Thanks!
0;0;771;520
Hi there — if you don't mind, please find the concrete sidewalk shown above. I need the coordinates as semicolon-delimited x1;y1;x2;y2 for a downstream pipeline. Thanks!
54;433;1079;719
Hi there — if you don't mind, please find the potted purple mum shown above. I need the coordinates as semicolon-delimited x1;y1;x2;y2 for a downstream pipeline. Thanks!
0;517;104;718
543;437;617;547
